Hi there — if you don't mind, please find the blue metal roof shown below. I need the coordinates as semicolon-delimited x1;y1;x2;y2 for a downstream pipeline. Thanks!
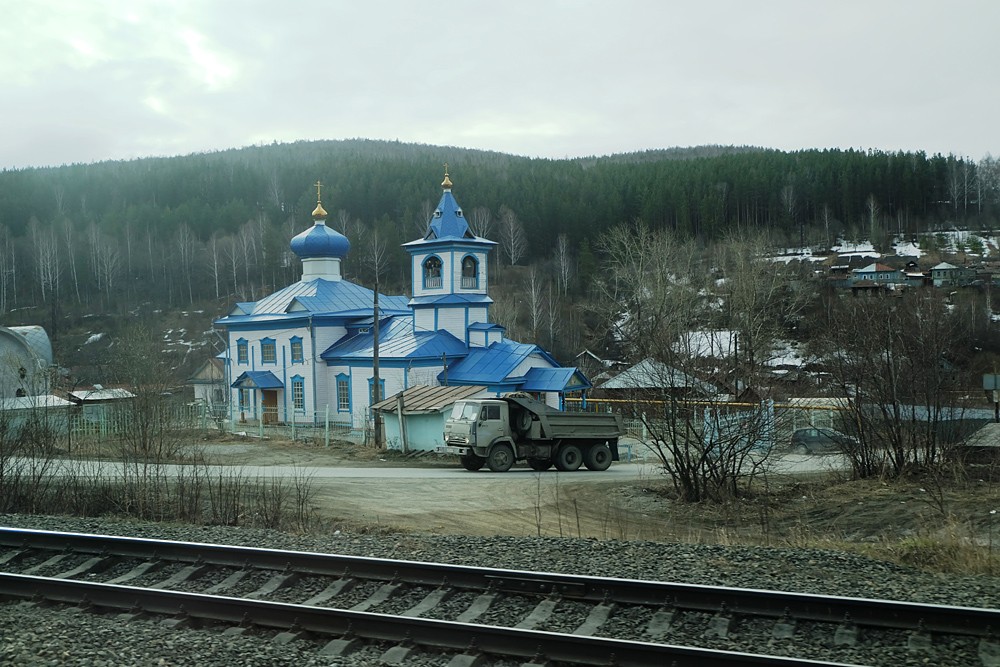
321;316;468;362
441;340;550;385
408;293;494;307
216;279;409;326
520;367;592;392
467;322;505;331
231;370;284;389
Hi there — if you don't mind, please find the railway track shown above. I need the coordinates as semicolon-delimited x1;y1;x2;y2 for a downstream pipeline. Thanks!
1;527;997;666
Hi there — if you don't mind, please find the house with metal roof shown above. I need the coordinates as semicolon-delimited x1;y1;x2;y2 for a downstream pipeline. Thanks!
213;171;588;437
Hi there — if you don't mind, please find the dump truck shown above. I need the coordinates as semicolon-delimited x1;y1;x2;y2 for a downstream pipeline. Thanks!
439;393;626;472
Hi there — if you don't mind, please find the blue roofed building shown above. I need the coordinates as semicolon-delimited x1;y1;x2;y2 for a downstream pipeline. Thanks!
213;171;589;437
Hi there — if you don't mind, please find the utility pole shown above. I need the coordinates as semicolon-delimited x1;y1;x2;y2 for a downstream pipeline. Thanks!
372;277;382;447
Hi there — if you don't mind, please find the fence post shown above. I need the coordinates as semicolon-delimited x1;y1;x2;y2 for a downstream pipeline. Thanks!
324;404;330;448
291;416;296;442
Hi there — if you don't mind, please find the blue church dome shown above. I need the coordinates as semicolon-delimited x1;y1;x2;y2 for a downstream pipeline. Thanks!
290;221;351;259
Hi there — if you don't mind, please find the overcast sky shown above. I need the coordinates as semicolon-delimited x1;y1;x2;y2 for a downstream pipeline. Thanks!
2;0;997;170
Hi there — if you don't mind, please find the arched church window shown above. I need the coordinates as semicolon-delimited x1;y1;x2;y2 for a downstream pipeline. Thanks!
423;256;443;289
461;255;478;289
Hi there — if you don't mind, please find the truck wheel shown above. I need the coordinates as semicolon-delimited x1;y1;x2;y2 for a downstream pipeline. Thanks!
487;443;515;472
554;444;583;471
584;443;613;471
460;453;486;471
527;458;552;471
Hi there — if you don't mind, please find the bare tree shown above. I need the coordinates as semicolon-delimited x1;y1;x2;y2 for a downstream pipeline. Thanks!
95;238;122;305
208;234;223;299
176;224;197;305
61;218;81;304
590;222;793;502
0;225;15;313
468;206;493;239
524;267;544;342
554;233;573;295
28;218;59;302
498;206;527;267
818;292;971;479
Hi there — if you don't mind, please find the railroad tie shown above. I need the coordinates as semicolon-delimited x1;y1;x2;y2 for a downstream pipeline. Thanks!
151;564;212;589
572;603;615;636
247;571;300;598
833;614;858;646
53;557;113;580
319;637;363;657
644;607;676;640
23;553;70;575
379;642;414;665
447;652;488;667
105;561;164;585
980;636;1000;667
515;598;558;630
203;569;250;594
350;582;400;612
302;577;355;606
772;609;796;639
455;593;496;623
0;549;27;566
401;587;454;617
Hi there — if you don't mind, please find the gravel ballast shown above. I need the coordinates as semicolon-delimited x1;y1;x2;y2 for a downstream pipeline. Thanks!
1;514;999;666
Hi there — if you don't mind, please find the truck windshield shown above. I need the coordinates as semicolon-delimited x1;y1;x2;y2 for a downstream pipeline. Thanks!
450;402;480;421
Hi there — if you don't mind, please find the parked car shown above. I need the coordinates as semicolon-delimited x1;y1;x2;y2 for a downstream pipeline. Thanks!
790;427;856;454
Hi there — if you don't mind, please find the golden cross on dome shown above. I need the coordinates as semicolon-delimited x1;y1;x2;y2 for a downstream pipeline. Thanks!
314;180;323;203
441;164;453;189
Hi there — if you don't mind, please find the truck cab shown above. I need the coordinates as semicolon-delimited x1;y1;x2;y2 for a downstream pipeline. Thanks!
442;399;516;471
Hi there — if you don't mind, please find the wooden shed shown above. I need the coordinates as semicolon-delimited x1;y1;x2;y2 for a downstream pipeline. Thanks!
372;384;489;453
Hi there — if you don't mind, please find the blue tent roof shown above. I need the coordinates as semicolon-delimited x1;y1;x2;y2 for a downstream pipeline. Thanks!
440;340;558;385
231;370;284;390
401;185;496;251
426;189;473;240
321;316;468;362
520;367;591;392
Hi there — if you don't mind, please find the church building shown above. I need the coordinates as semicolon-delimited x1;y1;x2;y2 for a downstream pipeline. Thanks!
214;170;590;433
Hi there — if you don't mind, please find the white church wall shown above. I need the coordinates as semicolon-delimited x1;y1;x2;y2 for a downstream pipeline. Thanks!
414;309;435;333
437;309;466;339
511;353;557;377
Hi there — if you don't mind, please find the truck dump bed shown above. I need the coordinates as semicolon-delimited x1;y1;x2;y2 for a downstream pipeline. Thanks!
506;395;624;440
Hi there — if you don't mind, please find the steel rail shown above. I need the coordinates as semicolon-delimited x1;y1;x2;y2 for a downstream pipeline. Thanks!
1;527;996;639
0;573;853;667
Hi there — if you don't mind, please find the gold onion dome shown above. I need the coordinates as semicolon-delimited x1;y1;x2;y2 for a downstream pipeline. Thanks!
441;164;453;190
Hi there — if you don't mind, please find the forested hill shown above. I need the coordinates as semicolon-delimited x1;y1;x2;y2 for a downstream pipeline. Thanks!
0;139;993;323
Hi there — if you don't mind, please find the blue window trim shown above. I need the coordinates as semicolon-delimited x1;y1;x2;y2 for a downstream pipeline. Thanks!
290;336;304;364
335;373;351;413
291;374;305;412
367;376;386;405
460;254;479;289
260;337;277;365
236;338;248;365
422;254;444;290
